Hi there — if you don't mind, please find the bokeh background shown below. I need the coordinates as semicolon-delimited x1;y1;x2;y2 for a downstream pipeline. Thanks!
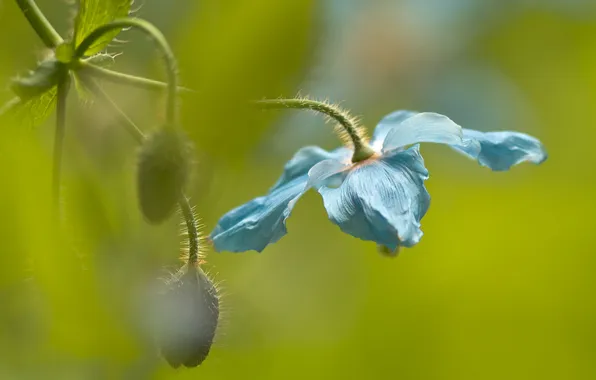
0;0;595;379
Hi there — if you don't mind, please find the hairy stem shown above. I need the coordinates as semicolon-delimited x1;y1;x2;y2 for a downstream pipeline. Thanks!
78;61;195;94
74;18;179;126
255;98;375;162
14;0;63;48
179;197;200;266
81;76;199;266
53;70;70;212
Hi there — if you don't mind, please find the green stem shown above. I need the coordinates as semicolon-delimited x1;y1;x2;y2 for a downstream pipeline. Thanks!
78;76;144;143
74;18;179;126
78;61;194;94
14;0;63;48
180;197;200;266
81;75;199;266
53;69;70;211
255;98;375;162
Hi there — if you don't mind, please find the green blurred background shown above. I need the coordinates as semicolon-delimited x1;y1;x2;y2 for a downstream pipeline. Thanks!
0;0;595;379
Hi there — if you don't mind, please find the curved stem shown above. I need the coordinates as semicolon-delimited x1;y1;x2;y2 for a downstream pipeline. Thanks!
255;98;375;162
74;18;179;126
81;75;199;265
53;69;70;212
78;61;194;94
179;197;200;266
15;0;63;48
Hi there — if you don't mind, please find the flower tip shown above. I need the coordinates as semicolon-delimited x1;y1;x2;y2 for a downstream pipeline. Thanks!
536;148;548;165
377;244;399;257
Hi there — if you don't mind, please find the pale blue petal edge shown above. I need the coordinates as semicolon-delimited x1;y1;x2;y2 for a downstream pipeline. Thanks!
451;129;548;171
307;158;350;189
317;145;430;252
382;112;464;153
210;146;345;252
370;110;418;150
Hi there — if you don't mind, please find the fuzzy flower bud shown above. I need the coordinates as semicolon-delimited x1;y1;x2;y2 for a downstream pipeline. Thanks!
137;128;193;223
156;265;219;368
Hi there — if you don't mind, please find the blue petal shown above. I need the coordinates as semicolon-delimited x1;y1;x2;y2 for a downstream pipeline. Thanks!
451;129;548;171
272;146;347;187
210;177;306;253
317;145;430;252
370;110;418;150
307;158;350;189
211;146;343;253
382;112;464;153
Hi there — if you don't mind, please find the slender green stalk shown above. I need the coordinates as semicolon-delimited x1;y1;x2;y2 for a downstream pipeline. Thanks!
74;18;179;126
82;75;199;264
255;98;376;162
78;61;195;94
14;0;63;48
53;70;70;211
78;76;144;143
179;197;200;266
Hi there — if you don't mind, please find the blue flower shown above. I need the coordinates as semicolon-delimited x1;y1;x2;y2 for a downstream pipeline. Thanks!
210;111;547;253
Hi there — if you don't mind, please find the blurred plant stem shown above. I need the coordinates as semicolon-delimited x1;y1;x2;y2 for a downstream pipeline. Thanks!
74;18;179;126
14;0;63;48
15;1;192;98
79;61;195;94
14;0;200;256
80;75;199;263
78;76;145;143
52;70;70;212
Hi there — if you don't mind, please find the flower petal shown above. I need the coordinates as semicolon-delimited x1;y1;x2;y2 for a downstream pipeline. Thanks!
210;177;306;253
451;129;548;171
210;146;339;253
317;145;430;252
371;110;418;150
271;146;346;188
306;158;350;189
382;112;464;153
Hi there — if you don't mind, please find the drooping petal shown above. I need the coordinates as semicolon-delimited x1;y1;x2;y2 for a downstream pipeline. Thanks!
370;110;418;150
382;112;464;153
210;178;306;253
210;146;343;253
271;146;348;187
450;129;548;171
317;145;430;252
307;158;350;189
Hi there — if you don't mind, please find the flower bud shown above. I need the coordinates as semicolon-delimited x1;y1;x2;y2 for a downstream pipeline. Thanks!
157;265;219;368
137;128;193;223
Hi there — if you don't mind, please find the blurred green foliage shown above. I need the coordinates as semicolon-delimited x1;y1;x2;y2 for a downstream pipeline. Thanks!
0;0;595;379
177;0;315;163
